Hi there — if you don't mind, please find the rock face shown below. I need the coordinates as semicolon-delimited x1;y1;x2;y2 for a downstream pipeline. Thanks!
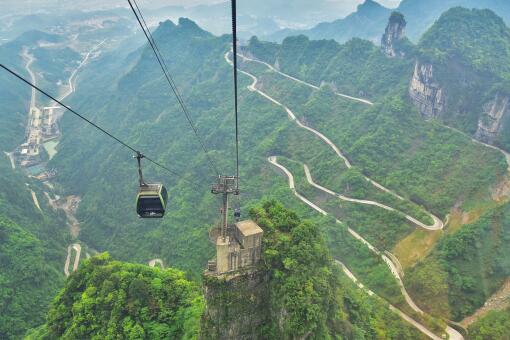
381;12;406;57
475;94;510;144
201;270;268;340
409;61;446;119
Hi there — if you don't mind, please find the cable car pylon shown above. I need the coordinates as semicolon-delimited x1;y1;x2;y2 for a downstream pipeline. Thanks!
211;176;239;241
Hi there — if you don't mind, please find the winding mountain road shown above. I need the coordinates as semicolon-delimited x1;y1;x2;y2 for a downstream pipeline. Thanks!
444;125;510;172
304;164;443;230
238;53;374;106
21;48;37;108
149;259;164;269
227;51;443;231
64;243;81;277
269;156;462;340
57;40;106;102
240;48;461;337
334;259;443;340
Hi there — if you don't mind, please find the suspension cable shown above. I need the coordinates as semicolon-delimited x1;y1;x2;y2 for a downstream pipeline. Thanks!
231;0;240;189
127;0;220;177
0;63;204;189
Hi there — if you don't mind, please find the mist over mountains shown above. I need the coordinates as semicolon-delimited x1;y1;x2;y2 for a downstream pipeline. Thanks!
267;0;510;43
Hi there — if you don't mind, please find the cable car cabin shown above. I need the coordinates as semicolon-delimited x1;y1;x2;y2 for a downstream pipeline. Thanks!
136;184;168;218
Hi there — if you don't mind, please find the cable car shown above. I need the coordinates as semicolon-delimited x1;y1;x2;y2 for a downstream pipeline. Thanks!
136;183;168;218
134;152;167;218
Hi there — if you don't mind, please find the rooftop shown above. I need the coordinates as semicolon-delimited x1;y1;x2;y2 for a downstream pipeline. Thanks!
235;220;263;237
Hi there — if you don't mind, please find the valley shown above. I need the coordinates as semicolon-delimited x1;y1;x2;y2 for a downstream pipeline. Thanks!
12;39;108;277
1;2;510;339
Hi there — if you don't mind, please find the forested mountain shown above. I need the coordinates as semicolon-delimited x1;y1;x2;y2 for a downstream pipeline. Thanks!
267;0;392;44
1;1;510;338
28;202;425;339
267;0;510;43
0;33;71;339
243;6;510;326
412;7;510;151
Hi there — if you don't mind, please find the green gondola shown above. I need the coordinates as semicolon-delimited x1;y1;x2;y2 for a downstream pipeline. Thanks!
134;153;168;218
136;183;168;218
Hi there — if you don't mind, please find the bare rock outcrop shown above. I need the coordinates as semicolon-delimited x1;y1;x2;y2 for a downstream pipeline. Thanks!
381;12;406;58
409;61;446;119
475;94;509;144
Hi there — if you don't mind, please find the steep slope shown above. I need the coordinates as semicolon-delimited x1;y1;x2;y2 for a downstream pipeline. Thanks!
467;306;510;339
243;33;505;218
0;30;96;339
398;0;510;41
410;7;510;151
242;17;509;325
406;201;510;321
0;217;65;340
30;202;425;339
0;105;68;340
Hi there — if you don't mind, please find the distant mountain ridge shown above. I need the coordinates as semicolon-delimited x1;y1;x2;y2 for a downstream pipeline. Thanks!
267;0;391;44
266;0;510;43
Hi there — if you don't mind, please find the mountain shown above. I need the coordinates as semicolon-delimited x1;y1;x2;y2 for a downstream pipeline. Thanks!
243;9;510;324
0;32;72;339
267;0;392;44
2;6;510;338
406;201;510;320
267;0;510;43
410;7;510;150
26;253;203;339
10;17;442;336
399;0;510;41
29;202;425;339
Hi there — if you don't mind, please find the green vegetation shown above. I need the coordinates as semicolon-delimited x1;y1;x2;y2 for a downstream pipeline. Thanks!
468;307;510;340
0;217;64;340
276;156;415;251
243;44;506;218
407;201;510;321
239;201;425;339
0;156;68;339
417;7;510;147
246;34;414;100
33;201;425;339
250;200;341;338
32;253;203;339
419;7;510;80
1;7;509;337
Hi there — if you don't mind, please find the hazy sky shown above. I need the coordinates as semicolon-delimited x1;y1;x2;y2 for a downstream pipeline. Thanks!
11;0;403;12
157;0;403;10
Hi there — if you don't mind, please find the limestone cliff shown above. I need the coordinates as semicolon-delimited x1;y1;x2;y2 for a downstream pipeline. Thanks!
409;61;446;119
201;270;269;340
475;94;510;144
381;12;406;58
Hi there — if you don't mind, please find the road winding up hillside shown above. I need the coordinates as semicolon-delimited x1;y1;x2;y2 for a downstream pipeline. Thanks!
228;51;463;339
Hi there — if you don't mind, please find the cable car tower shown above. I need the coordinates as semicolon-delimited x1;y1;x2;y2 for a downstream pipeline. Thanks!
211;176;239;240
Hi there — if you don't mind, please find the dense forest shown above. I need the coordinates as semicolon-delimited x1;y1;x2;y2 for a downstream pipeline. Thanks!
29;201;424;339
468;307;510;339
1;1;509;339
0;32;71;338
26;253;204;339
